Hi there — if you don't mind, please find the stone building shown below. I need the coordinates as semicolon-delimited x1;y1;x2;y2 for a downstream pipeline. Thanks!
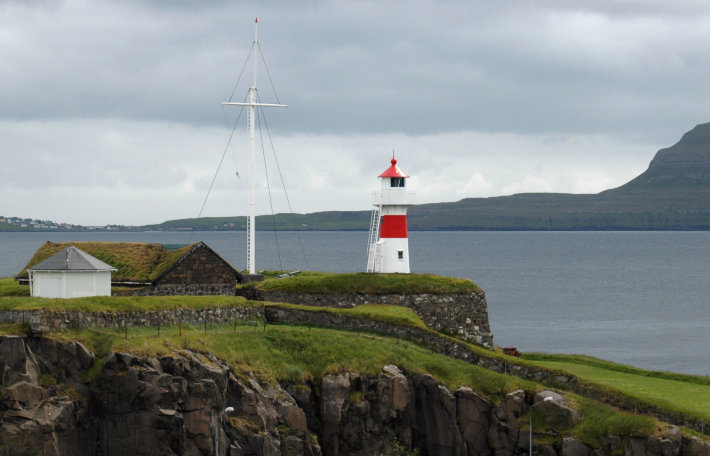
17;241;241;296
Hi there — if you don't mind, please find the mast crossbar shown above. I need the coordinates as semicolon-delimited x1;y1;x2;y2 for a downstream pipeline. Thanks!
222;102;287;108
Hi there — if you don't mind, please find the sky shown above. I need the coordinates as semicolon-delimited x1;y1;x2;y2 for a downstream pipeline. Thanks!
2;0;710;226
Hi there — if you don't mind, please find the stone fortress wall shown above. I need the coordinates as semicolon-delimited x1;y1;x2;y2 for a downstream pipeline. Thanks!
236;289;494;349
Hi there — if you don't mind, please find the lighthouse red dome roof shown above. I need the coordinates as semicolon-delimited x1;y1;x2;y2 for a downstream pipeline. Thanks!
378;157;409;178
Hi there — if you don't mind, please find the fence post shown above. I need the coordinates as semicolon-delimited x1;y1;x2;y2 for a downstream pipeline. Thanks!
179;319;182;337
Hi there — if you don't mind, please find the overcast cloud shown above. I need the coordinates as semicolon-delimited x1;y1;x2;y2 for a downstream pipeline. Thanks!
2;0;710;225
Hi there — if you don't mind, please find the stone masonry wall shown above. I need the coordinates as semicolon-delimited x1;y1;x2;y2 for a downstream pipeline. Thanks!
116;284;237;297
158;244;239;285
0;305;261;334
238;289;494;348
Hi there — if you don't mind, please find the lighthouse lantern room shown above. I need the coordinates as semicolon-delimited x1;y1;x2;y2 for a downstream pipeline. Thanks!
366;156;415;273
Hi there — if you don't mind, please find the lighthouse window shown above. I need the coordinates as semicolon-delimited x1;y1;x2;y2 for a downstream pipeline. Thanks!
390;177;404;188
397;250;404;260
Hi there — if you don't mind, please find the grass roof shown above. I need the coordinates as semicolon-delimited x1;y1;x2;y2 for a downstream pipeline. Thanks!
16;241;195;283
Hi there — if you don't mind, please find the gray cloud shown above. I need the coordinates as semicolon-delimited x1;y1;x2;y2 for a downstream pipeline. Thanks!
1;0;707;225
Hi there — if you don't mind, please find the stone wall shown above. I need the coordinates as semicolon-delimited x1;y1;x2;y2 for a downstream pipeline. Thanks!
116;284;237;297
239;289;494;348
0;305;262;334
157;242;240;285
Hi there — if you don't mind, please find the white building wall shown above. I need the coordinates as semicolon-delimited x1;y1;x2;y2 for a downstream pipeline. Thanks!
31;271;112;298
377;237;410;273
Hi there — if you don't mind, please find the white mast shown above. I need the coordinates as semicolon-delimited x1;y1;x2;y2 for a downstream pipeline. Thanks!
222;18;286;275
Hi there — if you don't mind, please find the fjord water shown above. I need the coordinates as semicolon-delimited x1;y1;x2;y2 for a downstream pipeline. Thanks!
1;230;708;376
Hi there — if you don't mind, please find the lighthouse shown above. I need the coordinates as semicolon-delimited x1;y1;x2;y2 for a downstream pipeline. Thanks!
366;155;415;273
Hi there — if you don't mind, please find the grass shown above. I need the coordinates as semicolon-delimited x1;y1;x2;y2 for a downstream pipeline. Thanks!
0;317;698;443
570;397;657;445
49;322;531;398
0;278;29;296
250;271;480;294
33;322;671;443
274;302;428;329
524;353;710;386
524;354;710;421
0;294;255;312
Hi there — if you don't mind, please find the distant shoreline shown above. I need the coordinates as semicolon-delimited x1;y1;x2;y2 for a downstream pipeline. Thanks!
3;227;710;233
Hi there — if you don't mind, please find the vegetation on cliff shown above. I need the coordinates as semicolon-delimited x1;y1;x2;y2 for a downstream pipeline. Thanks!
33;322;658;445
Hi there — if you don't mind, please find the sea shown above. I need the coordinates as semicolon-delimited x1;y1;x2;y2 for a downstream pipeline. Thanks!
1;230;708;376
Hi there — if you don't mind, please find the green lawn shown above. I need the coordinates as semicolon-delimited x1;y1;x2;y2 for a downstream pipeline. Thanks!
527;358;710;421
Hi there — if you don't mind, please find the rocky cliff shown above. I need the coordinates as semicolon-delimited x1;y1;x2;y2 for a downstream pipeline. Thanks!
1;335;708;456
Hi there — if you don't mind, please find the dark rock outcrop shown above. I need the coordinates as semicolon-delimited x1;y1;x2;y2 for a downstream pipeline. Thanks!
0;336;706;456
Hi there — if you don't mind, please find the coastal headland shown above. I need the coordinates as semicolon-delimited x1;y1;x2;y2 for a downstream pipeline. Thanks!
0;273;708;455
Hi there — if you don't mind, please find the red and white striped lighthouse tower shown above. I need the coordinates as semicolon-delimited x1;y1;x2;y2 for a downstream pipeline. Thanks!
366;155;415;273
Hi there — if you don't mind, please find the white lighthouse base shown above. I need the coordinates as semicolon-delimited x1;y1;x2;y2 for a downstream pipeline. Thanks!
374;238;410;273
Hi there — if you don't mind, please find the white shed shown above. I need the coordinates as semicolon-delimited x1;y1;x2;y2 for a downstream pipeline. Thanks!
28;246;116;298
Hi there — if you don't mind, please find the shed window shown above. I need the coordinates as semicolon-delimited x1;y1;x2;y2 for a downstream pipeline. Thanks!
397;250;404;260
390;177;405;188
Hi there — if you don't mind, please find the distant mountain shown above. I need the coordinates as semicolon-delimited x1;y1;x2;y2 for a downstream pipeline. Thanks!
610;122;710;192
150;123;710;231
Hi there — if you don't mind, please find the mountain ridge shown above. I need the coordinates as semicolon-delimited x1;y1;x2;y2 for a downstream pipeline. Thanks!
6;123;710;231
143;122;710;231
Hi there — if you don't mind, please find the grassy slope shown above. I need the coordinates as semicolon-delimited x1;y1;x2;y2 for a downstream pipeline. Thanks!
524;354;710;421
68;323;527;395
44;322;658;445
0;315;687;444
250;271;480;294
